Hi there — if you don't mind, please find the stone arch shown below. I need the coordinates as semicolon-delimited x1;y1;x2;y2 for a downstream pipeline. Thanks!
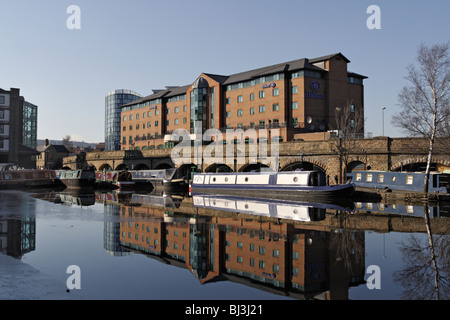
116;163;129;170
281;161;327;185
155;162;174;170
134;163;150;170
204;163;233;173
98;163;112;171
346;160;366;172
176;163;198;180
239;162;272;172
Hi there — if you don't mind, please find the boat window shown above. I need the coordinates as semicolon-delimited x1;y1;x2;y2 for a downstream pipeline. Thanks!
355;173;362;181
377;174;384;183
406;175;413;185
366;173;373;182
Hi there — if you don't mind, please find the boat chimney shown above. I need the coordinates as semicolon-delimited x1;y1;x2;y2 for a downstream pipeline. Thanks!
45;139;49;147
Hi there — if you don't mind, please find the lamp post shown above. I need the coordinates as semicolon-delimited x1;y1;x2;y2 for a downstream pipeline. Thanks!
382;107;386;136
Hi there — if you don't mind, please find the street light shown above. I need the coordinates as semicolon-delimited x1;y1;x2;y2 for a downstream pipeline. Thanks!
382;107;386;136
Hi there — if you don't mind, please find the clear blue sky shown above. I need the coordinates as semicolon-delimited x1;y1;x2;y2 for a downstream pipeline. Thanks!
1;0;449;143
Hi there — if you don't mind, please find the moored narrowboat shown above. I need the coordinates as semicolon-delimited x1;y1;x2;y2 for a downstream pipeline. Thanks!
349;170;450;201
0;165;56;189
56;169;96;189
190;170;355;202
131;168;186;191
95;170;135;190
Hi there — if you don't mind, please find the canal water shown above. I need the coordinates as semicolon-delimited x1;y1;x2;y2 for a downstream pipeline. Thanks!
0;189;448;300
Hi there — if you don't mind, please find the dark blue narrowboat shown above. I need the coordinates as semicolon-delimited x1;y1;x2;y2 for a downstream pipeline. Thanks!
349;170;450;196
190;170;355;202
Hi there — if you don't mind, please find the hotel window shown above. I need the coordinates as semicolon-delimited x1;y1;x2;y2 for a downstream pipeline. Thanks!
273;88;279;96
0;96;4;104
123;116;126;122
237;256;243;263
350;119;355;128
292;102;298;110
250;107;255;115
237;123;243;128
183;105;187;112
237;109;243;117
129;115;133;120
122;137;126;145
237;95;243;103
167;108;170;114
166;120;170;126
225;98;230;104
250;258;255;267
226;111;231;118
351;104;355;112
406;175;414;185
123;126;126;131
273;264;279;274
147;122;151;128
259;91;265;98
259;120;265;128
147;111;151;117
155;121;159;127
129;125;132;130
183;117;187;123
155;110;159;115
378;174;384;183
292;117;298;127
174;119;179;125
259;261;265;269
273;103;279;111
136;124;139;129
273;119;279;127
250;93;254;101
273;250;279;258
250;122;255;128
136;114;140;119
292;86;298;94
174;107;179;113
259;105;265;113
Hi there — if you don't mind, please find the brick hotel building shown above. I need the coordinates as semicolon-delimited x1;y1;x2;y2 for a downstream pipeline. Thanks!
120;53;366;150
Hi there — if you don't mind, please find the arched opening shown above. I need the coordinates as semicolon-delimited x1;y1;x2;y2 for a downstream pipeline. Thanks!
134;163;150;170
281;161;327;185
116;163;129;171
155;163;174;170
394;162;438;172
99;164;112;171
176;163;198;181
205;163;233;173
347;161;366;172
240;163;272;172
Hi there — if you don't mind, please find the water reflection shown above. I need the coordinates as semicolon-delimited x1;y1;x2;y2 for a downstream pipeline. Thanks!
1;189;449;300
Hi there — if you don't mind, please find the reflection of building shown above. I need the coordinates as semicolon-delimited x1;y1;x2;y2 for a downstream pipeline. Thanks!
0;218;36;258
120;53;366;150
105;90;143;151
116;201;365;299
0;88;39;168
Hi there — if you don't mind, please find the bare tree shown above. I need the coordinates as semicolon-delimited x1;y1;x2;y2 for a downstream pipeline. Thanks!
332;100;365;183
392;42;450;192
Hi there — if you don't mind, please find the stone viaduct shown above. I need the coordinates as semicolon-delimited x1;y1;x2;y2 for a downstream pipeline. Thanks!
62;137;450;184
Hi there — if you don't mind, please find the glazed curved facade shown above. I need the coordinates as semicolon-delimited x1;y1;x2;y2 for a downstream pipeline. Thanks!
105;89;142;151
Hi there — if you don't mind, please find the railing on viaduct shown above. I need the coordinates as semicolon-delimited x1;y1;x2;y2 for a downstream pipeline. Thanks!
62;136;450;184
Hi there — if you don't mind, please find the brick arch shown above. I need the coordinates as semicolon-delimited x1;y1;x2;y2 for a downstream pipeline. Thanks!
391;157;450;172
204;163;233;173
280;159;328;174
